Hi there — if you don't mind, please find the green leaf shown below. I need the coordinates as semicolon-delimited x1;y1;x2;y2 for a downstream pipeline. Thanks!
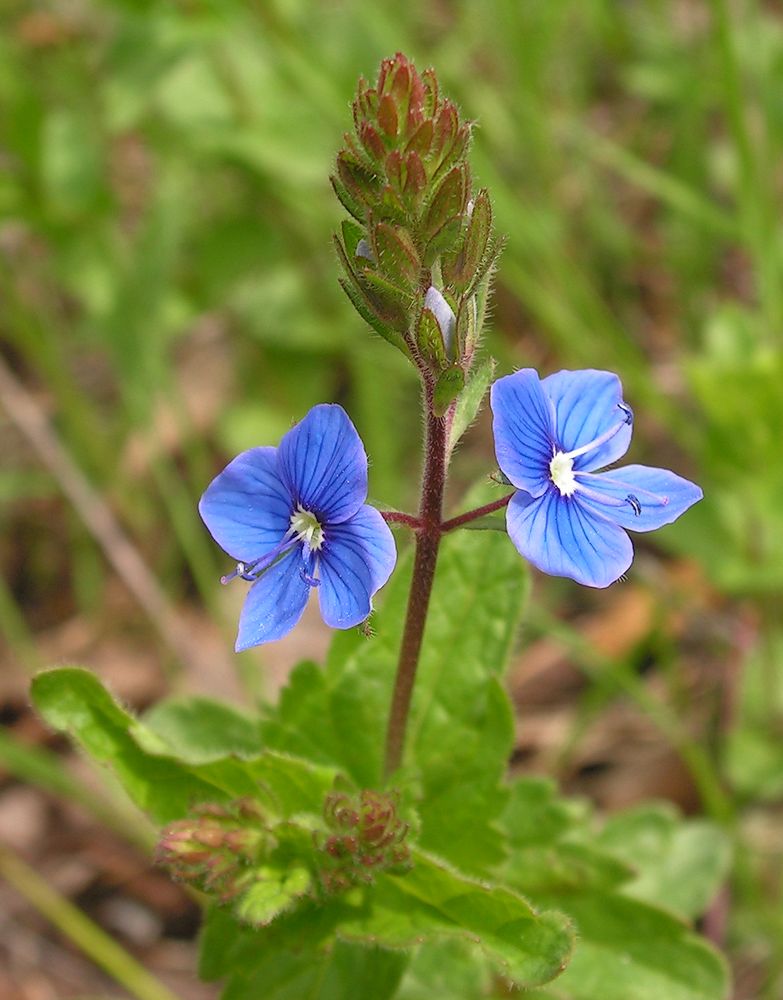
31;668;335;823
596;805;731;921
235;866;313;927
530;890;729;1000
501;782;729;998
339;849;573;990
501;778;633;894
143;696;263;763
200;907;408;999
432;363;465;416
449;356;496;452
396;940;489;999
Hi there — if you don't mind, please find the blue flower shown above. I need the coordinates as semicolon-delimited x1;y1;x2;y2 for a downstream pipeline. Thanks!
199;404;396;650
490;369;703;588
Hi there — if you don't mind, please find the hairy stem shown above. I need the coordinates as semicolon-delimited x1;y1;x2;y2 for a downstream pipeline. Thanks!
441;492;513;532
380;511;422;529
383;381;447;778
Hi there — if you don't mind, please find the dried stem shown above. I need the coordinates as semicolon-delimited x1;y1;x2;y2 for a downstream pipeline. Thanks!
0;354;205;672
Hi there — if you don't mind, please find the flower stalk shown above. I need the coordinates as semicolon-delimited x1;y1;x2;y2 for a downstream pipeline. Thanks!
384;381;447;777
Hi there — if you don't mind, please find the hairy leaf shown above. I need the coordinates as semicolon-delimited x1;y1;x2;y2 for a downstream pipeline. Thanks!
31;668;335;823
449;355;496;453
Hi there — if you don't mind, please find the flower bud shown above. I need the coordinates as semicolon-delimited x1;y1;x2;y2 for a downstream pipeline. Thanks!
333;53;500;378
155;800;266;902
317;788;412;892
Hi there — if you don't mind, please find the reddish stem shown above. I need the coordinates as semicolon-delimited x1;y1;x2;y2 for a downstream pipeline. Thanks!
440;492;513;533
383;380;446;779
380;511;421;529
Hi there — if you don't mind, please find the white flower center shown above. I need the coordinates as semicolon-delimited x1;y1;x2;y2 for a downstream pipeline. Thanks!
550;451;577;496
290;505;324;550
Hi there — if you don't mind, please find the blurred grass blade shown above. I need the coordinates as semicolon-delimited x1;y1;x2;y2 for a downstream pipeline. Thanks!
0;728;152;850
0;844;182;1000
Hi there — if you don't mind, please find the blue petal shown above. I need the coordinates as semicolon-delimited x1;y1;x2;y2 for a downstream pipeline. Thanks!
317;505;396;629
278;404;367;524
490;370;556;497
575;465;703;532
199;447;292;561
506;488;633;588
236;552;310;650
542;370;632;471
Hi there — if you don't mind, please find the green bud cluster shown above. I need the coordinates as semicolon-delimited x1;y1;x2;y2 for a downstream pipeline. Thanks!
333;53;500;412
316;788;412;893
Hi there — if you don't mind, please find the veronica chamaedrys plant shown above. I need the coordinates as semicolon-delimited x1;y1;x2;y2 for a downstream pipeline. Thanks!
32;54;731;1000
199;403;396;649
491;368;703;587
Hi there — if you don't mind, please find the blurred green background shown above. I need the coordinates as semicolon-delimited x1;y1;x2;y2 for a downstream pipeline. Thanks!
1;1;782;998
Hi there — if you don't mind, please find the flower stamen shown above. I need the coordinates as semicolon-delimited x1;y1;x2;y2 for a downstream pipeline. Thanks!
561;402;633;463
549;451;577;496
290;505;325;551
220;530;299;585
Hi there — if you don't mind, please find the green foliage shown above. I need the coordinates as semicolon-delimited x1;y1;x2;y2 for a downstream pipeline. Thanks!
31;492;731;998
30;668;335;823
143;696;263;763
498;780;731;1000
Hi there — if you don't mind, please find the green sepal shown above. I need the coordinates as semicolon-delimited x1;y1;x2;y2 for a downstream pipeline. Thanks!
455;297;476;355
433;363;465;416
341;218;365;258
377;93;399;138
330;173;365;223
442;188;492;292
423;165;467;245
338;276;410;357
403;150;427;201
464;189;492;275
430;103;459;165
449;356;495;452
334;234;410;350
337;152;379;209
423;217;464;267
360;268;414;319
431;124;472;186
417;307;446;367
405;119;433;158
379;182;408;223
372;222;420;289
